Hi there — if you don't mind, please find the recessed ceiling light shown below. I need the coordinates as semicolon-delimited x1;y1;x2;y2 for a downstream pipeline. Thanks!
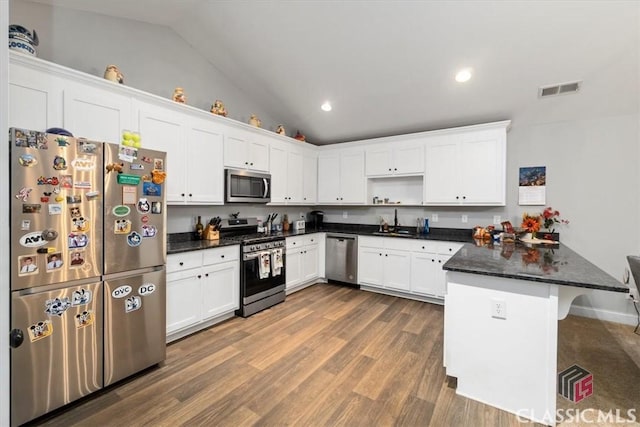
321;101;332;112
455;68;473;83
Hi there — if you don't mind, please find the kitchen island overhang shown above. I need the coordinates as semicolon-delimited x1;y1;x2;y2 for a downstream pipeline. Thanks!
442;242;628;426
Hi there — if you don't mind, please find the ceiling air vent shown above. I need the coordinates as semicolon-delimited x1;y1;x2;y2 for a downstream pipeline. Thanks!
538;80;582;98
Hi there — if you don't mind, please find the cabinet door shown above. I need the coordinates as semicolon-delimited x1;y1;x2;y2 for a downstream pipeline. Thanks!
186;119;224;204
394;145;424;175
166;272;201;334
302;243;319;282
285;247;303;290
383;249;411;291
269;144;288;203
248;138;270;172
287;149;304;203
410;252;440;296
9;63;61;131
358;246;384;286
433;255;450;297
366;147;393;176
137;103;186;203
223;131;249;169
317;154;341;203
459;131;505;205
302;151;317;204
63;83;132;143
340;151;366;203
424;136;459;205
201;261;239;320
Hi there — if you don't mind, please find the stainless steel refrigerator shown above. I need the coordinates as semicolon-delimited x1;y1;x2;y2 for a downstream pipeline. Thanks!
9;128;104;426
9;129;167;426
102;142;166;387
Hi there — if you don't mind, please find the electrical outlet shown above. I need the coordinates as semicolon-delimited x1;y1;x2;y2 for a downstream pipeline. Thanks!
491;298;507;319
300;212;305;219
493;215;501;225
343;211;348;219
431;213;438;223
461;214;468;223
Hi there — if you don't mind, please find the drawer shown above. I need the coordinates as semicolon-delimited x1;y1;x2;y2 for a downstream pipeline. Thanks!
286;235;306;249
202;245;239;265
437;242;463;255
407;240;440;253
167;251;202;273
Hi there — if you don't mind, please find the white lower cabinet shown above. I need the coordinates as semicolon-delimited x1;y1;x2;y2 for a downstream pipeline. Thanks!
358;237;462;300
357;237;411;292
166;245;239;340
286;234;323;292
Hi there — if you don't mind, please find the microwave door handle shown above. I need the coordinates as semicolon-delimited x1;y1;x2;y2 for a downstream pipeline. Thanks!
263;178;269;198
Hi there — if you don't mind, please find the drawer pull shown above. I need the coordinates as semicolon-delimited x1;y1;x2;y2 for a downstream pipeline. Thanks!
179;262;184;266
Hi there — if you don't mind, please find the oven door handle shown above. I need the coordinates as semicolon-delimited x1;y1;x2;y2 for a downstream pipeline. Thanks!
243;253;262;261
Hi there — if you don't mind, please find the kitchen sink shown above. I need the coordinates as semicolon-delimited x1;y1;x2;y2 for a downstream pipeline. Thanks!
372;231;416;238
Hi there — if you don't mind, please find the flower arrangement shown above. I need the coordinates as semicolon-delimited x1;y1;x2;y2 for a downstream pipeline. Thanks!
520;206;569;238
541;207;569;233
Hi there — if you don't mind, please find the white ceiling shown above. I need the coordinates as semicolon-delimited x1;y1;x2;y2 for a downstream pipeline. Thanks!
30;0;640;144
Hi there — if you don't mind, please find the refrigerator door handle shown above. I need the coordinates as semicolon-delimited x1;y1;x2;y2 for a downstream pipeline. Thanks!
10;329;24;348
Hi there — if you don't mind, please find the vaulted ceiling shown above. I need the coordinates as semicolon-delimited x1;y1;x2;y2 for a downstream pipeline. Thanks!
28;0;640;144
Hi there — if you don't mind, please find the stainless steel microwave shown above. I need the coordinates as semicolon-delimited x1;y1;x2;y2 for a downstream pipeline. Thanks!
225;168;271;203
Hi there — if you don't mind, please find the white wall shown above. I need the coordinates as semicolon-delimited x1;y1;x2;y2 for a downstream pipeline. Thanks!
1;0;10;424
9;0;283;132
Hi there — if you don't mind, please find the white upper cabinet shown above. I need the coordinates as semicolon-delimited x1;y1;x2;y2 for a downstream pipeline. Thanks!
9;59;62;131
269;141;305;204
302;148;318;204
318;149;366;204
136;100;224;205
224;128;269;172
424;125;507;206
366;144;424;176
63;82;133;143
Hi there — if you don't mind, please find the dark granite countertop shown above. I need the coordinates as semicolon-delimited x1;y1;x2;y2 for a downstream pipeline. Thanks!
167;232;241;254
167;224;474;254
443;242;628;293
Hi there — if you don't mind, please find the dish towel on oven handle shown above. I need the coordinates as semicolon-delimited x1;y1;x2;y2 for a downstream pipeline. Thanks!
259;252;271;279
271;248;283;276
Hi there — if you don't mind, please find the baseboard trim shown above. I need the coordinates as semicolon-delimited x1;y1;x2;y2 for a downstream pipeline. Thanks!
569;304;638;326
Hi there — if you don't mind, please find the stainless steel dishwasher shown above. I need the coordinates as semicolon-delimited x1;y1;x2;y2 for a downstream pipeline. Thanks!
326;233;358;285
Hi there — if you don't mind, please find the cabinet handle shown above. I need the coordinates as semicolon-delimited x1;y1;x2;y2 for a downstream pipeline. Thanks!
385;254;388;257
449;248;452;251
245;161;248;165
379;253;382;256
304;197;307;200
179;262;184;266
438;260;442;263
205;273;209;277
340;197;343;200
431;259;435;262
336;197;339;200
221;255;225;258
197;274;202;279
250;162;254;166
462;196;466;200
422;246;425;249
394;168;397;171
456;196;459;200
388;168;392;171
181;193;185;197
310;239;314;242
293;242;296;245
189;193;193;197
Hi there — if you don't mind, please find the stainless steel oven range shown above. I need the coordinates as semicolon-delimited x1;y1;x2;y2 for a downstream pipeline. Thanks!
219;218;286;317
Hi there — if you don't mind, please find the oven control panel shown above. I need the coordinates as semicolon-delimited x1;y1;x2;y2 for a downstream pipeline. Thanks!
243;239;286;254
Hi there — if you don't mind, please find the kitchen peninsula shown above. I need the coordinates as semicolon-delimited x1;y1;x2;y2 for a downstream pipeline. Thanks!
443;242;628;425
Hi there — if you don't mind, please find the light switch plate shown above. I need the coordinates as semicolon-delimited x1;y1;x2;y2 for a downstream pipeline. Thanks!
493;215;501;225
342;211;348;219
431;213;439;222
461;214;468;223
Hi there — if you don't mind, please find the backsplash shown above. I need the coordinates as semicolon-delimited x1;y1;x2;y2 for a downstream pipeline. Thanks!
167;204;518;234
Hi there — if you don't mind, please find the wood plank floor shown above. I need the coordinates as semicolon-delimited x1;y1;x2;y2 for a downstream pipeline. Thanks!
29;283;640;427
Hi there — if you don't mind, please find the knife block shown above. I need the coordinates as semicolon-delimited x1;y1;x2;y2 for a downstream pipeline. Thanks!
203;225;219;240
